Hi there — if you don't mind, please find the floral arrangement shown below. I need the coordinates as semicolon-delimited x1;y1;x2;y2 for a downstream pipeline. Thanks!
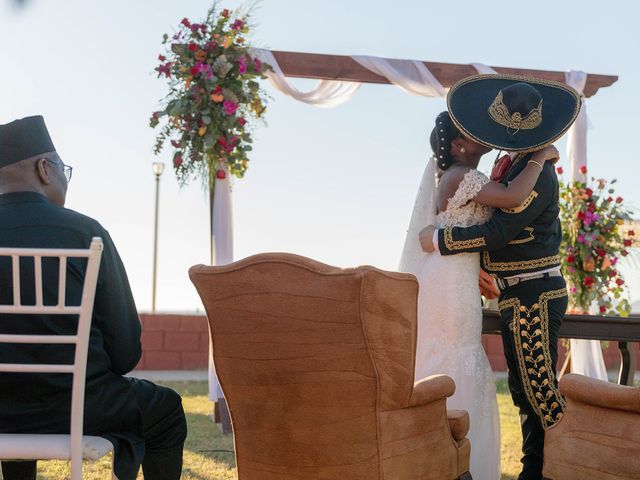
558;165;634;316
150;4;270;186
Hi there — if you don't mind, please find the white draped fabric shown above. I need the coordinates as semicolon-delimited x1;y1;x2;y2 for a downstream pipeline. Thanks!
564;70;608;382
250;49;360;108
208;168;234;400
352;56;447;97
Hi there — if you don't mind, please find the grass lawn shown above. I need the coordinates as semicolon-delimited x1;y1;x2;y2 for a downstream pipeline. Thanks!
8;380;522;480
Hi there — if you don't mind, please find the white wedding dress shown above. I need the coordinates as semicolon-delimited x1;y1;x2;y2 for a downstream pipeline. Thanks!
401;163;501;480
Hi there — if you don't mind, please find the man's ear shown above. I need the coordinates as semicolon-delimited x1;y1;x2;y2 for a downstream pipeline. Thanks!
35;158;52;185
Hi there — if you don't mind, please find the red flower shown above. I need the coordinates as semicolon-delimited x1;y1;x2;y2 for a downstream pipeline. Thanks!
231;19;245;31
216;169;226;180
622;250;629;256
181;18;191;28
221;9;230;18
170;140;180;148
607;196;613;202
616;278;625;286
609;270;617;278
587;202;596;212
188;43;198;52
173;154;183;168
566;254;576;263
596;248;606;257
577;211;586;221
624;239;633;247
629;230;636;236
616;196;623;203
599;305;607;314
556;166;563;175
190;66;199;76
158;54;166;62
236;117;247;127
580;165;587;174
585;188;593;198
583;276;595;287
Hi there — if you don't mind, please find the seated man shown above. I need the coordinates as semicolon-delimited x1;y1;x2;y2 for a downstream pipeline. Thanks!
0;116;187;480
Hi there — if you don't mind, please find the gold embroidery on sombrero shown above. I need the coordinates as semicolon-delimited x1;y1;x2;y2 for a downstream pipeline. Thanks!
443;227;486;251
488;91;543;132
500;289;567;429
482;251;560;272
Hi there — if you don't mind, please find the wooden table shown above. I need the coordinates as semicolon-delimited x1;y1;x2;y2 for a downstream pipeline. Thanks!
482;311;640;385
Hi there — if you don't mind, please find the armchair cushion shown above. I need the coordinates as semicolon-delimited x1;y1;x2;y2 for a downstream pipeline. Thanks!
409;375;455;407
447;410;470;442
559;373;640;414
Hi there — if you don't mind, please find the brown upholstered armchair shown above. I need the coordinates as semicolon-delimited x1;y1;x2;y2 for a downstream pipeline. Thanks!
543;373;640;480
189;253;471;480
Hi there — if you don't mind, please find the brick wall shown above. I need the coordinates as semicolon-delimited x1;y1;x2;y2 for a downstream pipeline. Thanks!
136;314;209;370
138;313;640;372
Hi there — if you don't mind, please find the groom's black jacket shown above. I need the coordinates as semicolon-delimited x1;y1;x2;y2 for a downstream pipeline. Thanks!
436;152;562;278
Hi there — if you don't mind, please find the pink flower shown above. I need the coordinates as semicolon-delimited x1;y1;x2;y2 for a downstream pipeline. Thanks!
231;19;244;31
236;117;247;126
223;100;238;116
155;62;172;78
173;154;183;168
570;286;577;293
181;18;191;28
238;56;247;74
610;257;618;265
253;58;262;71
577;234;585;243
158;54;166;62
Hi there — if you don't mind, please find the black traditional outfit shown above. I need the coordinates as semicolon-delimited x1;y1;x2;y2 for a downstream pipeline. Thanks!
0;116;186;480
437;77;581;480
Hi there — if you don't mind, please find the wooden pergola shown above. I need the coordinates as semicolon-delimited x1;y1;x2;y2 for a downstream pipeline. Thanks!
270;50;618;97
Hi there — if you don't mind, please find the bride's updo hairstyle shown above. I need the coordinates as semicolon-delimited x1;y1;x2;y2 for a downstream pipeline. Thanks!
430;111;461;170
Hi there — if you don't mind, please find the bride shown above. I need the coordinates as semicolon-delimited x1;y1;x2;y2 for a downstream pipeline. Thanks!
400;111;557;479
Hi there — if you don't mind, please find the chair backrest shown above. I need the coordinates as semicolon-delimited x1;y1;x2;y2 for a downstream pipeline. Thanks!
0;238;103;475
189;252;419;479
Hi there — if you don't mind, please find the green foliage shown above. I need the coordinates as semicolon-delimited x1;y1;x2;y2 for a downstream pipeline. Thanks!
558;166;634;316
150;3;271;188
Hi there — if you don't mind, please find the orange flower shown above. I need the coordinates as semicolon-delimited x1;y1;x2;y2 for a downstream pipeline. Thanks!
601;256;611;271
210;93;224;102
195;50;207;62
222;37;231;48
198;126;206;137
583;257;595;272
185;76;192;89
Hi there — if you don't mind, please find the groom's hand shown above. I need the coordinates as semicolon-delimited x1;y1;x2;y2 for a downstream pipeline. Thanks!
419;225;436;253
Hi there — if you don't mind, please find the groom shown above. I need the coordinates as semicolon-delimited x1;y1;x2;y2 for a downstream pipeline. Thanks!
420;75;581;480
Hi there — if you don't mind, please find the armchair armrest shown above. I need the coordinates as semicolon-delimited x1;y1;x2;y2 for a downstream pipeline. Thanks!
560;373;640;414
409;374;455;407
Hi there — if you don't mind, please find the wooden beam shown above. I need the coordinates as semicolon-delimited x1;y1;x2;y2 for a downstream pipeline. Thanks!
271;50;618;98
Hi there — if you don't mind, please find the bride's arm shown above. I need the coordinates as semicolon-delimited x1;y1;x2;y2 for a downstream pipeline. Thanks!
473;145;558;209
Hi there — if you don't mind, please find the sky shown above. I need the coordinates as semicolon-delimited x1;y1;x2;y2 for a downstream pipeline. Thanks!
1;0;639;312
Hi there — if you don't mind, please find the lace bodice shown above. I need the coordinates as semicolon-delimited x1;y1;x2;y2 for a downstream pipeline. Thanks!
435;169;493;228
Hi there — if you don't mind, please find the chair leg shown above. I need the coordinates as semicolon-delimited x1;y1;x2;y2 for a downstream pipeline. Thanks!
457;473;472;480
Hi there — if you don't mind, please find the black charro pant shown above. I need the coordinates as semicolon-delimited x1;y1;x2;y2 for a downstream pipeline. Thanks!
498;275;568;480
1;378;187;480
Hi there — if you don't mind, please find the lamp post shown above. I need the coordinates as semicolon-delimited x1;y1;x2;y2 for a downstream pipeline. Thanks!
151;161;165;313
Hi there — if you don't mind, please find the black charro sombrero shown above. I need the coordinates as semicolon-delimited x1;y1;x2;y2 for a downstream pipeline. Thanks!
447;74;581;152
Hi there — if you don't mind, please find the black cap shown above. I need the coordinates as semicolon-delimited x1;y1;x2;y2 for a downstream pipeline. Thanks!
0;116;56;168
